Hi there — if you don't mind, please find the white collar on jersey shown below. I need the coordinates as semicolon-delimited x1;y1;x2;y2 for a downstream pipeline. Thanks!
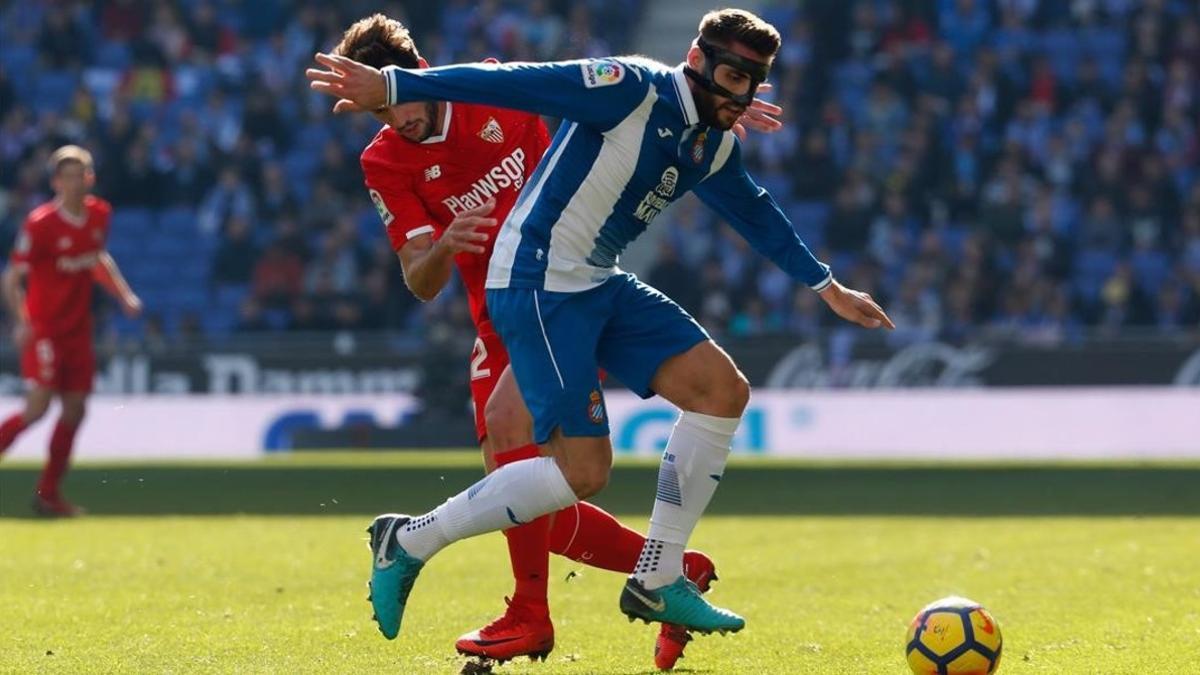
671;64;700;127
53;198;88;228
421;102;453;144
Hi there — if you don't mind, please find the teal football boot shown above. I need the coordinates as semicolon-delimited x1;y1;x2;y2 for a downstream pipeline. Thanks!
366;514;425;640
619;576;745;635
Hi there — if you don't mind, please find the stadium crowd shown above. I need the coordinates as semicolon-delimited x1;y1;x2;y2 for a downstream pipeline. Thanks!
0;0;1197;350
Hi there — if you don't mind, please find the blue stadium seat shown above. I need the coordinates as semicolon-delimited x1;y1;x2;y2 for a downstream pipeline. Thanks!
111;209;156;236
1073;250;1119;301
213;283;251;309
263;308;290;331
1131;250;1171;296
32;70;78;114
167;288;210;312
0;44;37;97
1040;30;1082;79
201;307;239;338
157;207;198;232
94;42;132;70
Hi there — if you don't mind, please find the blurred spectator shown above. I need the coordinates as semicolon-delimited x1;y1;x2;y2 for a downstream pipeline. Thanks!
38;5;88;69
211;217;258;286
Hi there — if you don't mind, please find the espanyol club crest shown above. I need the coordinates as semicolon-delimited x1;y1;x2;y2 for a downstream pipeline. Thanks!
587;390;605;424
478;117;504;144
690;129;708;165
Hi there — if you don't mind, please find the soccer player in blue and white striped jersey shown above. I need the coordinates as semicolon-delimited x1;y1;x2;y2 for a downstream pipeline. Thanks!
309;7;893;645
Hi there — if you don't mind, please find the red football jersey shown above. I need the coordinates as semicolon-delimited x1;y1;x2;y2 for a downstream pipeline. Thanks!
9;196;111;339
360;101;550;328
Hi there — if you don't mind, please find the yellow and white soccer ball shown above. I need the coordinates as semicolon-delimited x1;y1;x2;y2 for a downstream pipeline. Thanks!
905;596;1002;675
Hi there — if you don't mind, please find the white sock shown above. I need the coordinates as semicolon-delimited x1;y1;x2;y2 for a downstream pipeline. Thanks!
395;456;577;561
634;411;738;589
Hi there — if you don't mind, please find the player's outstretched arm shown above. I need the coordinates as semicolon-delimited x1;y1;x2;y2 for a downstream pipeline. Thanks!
307;54;648;130
1;263;30;347
694;138;893;331
92;252;142;318
397;200;498;302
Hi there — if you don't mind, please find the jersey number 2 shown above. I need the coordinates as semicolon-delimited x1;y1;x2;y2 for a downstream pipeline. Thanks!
470;337;491;381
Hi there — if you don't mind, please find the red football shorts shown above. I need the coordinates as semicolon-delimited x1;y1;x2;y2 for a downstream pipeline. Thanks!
468;322;512;443
21;333;95;393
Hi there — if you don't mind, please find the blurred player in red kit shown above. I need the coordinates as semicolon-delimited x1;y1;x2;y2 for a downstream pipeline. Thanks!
323;14;782;670
0;146;142;517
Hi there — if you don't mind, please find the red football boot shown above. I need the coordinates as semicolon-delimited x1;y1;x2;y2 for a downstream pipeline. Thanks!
654;550;718;671
456;597;555;665
31;494;85;518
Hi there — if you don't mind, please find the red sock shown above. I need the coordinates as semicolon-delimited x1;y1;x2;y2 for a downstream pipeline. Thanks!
495;444;550;611
36;419;79;500
0;413;27;456
549;501;645;573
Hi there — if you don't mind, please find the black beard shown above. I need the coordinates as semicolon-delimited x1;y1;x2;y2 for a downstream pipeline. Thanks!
693;89;742;130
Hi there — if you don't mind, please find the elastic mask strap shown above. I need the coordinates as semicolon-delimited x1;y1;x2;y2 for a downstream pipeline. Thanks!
683;37;770;107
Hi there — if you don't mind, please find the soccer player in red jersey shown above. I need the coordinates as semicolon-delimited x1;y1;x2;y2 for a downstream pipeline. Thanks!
0;146;142;517
322;15;791;669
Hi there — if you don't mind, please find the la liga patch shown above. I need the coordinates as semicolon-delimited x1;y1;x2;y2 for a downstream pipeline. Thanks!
582;60;624;88
368;188;394;227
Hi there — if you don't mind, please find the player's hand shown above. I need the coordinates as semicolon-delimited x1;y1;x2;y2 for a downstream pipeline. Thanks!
306;52;388;113
818;280;895;330
732;83;783;141
12;320;30;349
122;294;143;318
437;199;499;256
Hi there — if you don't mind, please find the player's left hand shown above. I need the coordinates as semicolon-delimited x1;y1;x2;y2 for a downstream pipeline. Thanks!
732;83;783;141
818;280;895;330
306;52;388;113
122;294;143;318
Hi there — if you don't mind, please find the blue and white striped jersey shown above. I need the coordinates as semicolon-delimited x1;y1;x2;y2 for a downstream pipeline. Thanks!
383;57;832;294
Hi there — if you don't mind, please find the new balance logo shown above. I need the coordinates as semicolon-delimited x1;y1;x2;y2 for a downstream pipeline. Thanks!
657;128;673;138
424;165;442;181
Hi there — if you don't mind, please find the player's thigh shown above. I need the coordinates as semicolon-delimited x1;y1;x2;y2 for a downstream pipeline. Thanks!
483;363;534;449
485;286;608;446
21;336;58;392
650;339;750;417
594;273;710;400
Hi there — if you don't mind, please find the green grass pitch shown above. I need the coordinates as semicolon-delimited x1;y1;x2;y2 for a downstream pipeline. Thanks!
2;452;1199;674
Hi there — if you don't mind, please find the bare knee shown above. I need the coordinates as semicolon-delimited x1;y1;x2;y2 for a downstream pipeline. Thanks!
562;460;609;499
653;342;751;418
721;371;751;415
549;436;612;499
59;397;87;427
22;395;51;425
672;367;751;417
483;394;532;451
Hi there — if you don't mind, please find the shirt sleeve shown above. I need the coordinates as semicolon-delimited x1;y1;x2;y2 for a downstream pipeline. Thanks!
384;58;651;131
693;137;833;290
8;216;39;268
361;158;438;254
